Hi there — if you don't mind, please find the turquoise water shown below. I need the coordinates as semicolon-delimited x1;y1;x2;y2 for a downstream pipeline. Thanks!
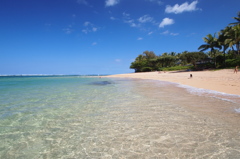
0;76;240;158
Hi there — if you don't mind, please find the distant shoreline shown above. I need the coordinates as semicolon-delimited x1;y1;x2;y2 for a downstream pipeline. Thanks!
107;69;240;96
0;74;108;77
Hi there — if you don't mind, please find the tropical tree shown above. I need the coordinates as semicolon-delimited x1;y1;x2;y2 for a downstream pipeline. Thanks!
130;51;157;72
198;33;222;67
179;52;208;68
229;11;240;26
169;52;177;56
226;12;240;55
130;54;147;72
158;53;177;67
225;25;240;55
217;26;231;66
142;51;157;60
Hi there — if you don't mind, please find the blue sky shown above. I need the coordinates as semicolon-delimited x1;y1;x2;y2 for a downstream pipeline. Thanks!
1;0;239;75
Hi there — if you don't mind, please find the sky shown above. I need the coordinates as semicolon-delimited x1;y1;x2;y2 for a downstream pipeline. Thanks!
1;0;240;75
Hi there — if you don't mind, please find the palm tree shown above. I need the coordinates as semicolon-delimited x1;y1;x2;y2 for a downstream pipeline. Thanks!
229;11;240;26
218;26;231;67
198;33;222;68
227;12;240;55
225;25;240;55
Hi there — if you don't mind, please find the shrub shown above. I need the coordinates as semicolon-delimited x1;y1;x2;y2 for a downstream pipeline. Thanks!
225;59;240;67
160;66;193;71
141;67;153;72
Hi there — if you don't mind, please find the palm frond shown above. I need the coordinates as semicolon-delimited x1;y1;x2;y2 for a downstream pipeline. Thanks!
198;44;209;52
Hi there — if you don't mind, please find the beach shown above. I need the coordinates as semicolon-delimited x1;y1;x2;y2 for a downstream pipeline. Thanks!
108;69;240;96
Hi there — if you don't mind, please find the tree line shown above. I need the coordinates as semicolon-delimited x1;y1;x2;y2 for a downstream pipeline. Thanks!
130;12;240;72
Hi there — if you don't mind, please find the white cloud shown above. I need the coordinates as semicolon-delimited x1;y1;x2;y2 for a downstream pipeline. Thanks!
92;42;97;45
82;29;88;34
82;22;99;34
130;22;137;27
77;0;88;5
115;59;121;62
138;15;153;23
123;12;139;28
63;28;73;34
137;37;143;40
147;0;163;5
105;0;119;7
170;32;179;36
123;12;130;17
63;24;74;34
92;27;97;32
165;1;199;14
148;32;153;35
110;16;116;20
84;21;91;26
161;30;169;35
161;30;179;36
72;14;76;18
159;18;174;28
122;12;157;31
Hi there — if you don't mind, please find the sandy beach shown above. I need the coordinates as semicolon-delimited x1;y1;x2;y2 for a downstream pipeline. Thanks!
108;69;240;96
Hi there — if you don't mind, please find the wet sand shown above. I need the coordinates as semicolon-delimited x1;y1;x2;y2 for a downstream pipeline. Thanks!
108;69;240;96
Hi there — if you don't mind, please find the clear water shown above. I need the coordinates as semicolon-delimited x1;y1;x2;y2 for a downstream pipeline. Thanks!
0;76;240;158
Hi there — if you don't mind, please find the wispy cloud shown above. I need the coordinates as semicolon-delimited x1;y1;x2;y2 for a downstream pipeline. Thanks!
92;42;97;46
115;59;122;62
147;0;163;5
84;21;91;26
161;30;169;35
92;27;98;32
77;0;88;5
159;18;174;28
105;0;119;7
165;1;200;14
72;14;76;18
82;21;99;34
63;28;73;34
123;13;157;29
110;16;116;20
63;25;74;34
137;37;143;40
138;15;154;23
170;32;179;36
161;30;179;36
123;12;138;28
148;31;153;35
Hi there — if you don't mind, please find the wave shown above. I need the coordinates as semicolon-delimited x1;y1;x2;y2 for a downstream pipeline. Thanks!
175;83;240;113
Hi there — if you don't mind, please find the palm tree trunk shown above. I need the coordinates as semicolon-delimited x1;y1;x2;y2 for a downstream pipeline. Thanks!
237;42;240;55
223;45;228;67
211;48;217;68
223;50;226;67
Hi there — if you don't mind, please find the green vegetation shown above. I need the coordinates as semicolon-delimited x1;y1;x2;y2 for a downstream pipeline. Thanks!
130;12;240;72
160;66;194;71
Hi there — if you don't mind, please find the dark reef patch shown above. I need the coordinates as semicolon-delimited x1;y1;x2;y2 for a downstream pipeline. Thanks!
90;81;112;86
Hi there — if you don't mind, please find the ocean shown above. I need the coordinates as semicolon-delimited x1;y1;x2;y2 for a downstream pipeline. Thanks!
0;76;240;158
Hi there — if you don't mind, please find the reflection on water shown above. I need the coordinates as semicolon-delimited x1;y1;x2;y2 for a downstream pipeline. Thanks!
0;77;240;158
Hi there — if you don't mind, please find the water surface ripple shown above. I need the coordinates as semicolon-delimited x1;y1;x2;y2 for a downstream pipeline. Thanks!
0;76;239;158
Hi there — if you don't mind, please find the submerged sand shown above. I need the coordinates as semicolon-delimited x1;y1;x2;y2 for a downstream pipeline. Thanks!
108;69;240;96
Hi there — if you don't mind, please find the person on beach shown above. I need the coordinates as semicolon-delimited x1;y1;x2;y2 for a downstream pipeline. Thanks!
234;66;238;74
188;74;193;79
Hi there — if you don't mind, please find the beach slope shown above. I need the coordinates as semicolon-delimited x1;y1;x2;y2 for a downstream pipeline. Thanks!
108;69;240;95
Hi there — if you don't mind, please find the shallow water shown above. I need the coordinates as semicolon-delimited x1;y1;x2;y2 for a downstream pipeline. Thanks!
0;76;240;158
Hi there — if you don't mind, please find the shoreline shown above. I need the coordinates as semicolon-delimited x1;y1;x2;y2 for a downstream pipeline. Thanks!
107;69;240;96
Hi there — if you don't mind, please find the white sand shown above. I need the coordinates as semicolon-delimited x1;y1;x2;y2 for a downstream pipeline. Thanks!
107;69;240;95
